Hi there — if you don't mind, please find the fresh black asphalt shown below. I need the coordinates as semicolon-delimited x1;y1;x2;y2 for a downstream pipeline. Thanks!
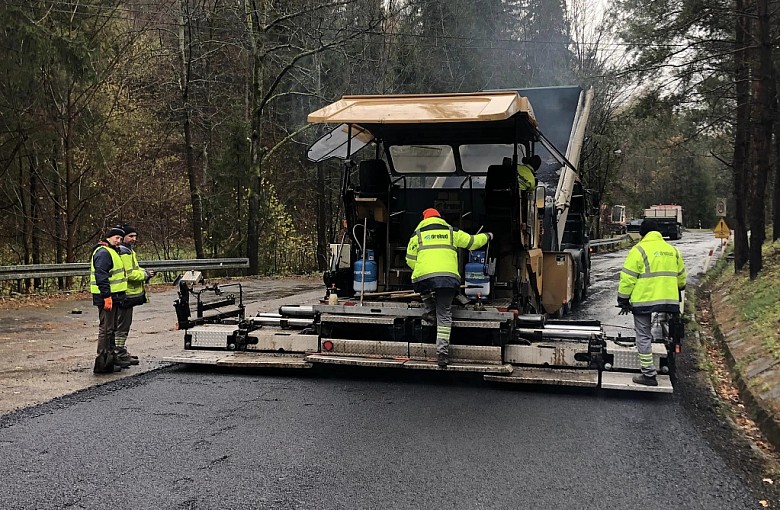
0;231;772;509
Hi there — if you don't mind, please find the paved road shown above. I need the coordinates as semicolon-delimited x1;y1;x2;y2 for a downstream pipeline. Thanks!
0;231;772;509
573;230;724;335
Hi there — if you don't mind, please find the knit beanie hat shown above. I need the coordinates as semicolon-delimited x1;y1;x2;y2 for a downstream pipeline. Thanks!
105;226;125;239
639;219;659;237
121;224;137;236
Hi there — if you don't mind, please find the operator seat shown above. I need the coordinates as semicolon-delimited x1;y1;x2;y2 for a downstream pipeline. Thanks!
358;159;391;196
485;163;517;220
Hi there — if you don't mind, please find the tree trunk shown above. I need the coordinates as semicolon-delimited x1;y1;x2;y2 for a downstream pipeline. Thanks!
247;173;261;275
733;0;751;271
20;152;31;292
64;85;76;290
774;77;780;241
774;137;780;240
51;145;65;290
245;0;266;275
184;117;204;258
748;0;773;279
30;157;41;290
180;0;204;259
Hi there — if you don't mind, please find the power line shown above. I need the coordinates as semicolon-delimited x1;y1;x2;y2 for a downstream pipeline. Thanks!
2;0;691;51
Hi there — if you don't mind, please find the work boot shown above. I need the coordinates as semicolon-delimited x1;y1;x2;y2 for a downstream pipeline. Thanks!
632;374;658;387
421;311;435;324
93;352;120;374
437;352;448;368
113;351;133;369
116;349;140;366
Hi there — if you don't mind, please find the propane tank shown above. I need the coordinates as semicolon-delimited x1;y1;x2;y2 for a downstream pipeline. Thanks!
353;249;378;294
464;250;490;299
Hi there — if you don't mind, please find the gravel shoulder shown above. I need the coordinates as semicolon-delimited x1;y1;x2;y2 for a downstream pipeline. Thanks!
0;275;322;415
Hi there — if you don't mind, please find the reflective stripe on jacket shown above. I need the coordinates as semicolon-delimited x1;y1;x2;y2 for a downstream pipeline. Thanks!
90;245;127;296
618;231;686;314
516;163;536;191
406;217;489;283
120;244;146;303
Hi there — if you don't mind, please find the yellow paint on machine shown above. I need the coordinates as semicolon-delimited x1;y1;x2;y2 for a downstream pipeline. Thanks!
307;91;538;126
542;252;575;314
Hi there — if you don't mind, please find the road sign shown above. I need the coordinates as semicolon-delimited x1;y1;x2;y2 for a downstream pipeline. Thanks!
713;218;730;239
715;198;727;217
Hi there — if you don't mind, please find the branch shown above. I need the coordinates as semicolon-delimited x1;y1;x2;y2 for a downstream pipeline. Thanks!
263;0;356;32
261;123;313;163
259;19;380;110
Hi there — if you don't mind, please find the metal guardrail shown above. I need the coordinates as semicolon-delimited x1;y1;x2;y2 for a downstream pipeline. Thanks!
589;234;632;249
0;258;249;281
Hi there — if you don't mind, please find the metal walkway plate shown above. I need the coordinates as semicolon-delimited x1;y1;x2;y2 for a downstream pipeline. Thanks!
600;372;673;393
305;354;407;368
306;354;511;373
163;350;312;368
403;360;512;373
484;367;599;387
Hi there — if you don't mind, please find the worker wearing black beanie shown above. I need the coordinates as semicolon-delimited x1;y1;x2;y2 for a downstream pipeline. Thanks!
115;224;154;366
90;226;127;373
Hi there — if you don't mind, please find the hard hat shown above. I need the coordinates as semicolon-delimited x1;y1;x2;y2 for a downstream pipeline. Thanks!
422;208;441;219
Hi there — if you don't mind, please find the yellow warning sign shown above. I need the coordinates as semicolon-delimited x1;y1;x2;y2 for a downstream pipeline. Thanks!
713;218;730;239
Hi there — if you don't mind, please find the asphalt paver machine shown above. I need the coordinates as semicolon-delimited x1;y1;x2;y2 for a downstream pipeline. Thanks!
165;87;679;393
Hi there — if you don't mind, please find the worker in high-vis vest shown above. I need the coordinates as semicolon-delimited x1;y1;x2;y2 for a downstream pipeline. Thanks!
115;224;156;366
517;154;541;191
89;226;128;374
617;219;686;386
406;208;492;368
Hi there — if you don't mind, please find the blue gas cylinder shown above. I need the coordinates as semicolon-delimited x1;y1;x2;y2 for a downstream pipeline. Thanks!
353;249;378;294
464;250;490;299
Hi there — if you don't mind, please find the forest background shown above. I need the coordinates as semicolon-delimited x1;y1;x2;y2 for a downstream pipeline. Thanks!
0;0;777;289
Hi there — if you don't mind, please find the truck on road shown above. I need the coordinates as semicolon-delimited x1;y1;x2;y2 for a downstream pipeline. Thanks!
643;204;683;240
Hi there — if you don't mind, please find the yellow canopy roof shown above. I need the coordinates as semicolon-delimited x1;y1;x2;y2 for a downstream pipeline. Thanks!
307;92;537;126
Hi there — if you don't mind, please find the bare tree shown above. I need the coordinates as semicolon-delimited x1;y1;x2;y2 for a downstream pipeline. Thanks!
243;0;384;274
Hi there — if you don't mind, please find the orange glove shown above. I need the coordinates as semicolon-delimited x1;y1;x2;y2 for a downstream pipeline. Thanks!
103;297;113;311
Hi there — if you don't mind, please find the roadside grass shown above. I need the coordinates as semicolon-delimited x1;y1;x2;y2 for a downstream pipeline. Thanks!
693;236;780;481
717;239;780;363
698;238;780;387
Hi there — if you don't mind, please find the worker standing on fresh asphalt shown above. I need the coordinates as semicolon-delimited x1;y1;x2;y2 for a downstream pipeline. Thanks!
115;224;155;366
89;226;129;374
618;218;687;386
406;208;492;368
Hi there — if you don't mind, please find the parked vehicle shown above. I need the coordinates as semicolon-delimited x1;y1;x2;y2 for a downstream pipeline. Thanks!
601;204;627;235
643;205;683;240
626;219;643;234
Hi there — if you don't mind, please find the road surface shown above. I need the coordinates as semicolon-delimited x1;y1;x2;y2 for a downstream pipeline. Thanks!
1;231;776;509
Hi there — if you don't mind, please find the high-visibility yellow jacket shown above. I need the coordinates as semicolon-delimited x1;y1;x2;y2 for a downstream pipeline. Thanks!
120;245;147;306
90;245;127;297
618;231;686;314
516;163;536;191
406;217;489;283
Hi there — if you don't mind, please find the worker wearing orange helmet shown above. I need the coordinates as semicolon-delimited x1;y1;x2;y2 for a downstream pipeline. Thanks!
406;208;492;368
